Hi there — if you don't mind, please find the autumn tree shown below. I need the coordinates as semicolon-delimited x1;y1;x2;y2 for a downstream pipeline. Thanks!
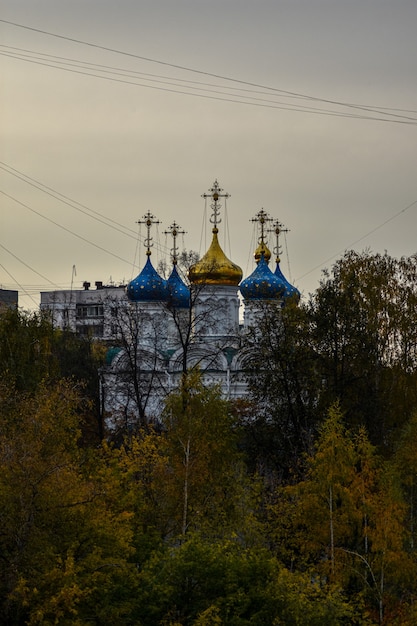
0;380;139;624
268;404;412;624
311;251;417;449
242;297;320;478
160;371;254;539
135;533;359;626
0;308;59;391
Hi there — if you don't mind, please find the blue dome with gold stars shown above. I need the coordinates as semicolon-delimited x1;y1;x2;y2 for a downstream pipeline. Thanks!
167;264;190;308
127;256;169;302
240;254;285;300
274;263;300;302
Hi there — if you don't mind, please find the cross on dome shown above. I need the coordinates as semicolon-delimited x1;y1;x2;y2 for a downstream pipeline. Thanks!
270;219;289;264
202;180;230;231
163;221;186;265
251;209;273;263
137;211;161;256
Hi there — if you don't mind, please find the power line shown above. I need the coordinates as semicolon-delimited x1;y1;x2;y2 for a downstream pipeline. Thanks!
3;45;417;120
0;161;139;240
0;242;62;288
0;189;134;266
1;20;417;125
0;262;38;307
296;198;417;282
3;49;416;125
0;162;175;260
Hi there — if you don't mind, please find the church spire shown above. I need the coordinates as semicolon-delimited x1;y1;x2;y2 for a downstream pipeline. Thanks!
188;180;242;286
164;221;190;308
163;221;186;265
137;210;161;257
202;179;230;232
251;209;273;263
270;219;300;302
270;219;289;264
127;211;168;302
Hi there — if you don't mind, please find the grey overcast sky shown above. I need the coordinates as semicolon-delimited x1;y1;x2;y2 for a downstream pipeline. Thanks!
1;0;417;310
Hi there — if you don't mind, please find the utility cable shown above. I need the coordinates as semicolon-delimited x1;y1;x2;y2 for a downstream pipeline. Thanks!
3;46;417;123
0;162;139;239
0;162;172;258
2;49;416;124
297;198;417;282
0;242;62;288
0;262;38;307
1;20;416;125
3;44;417;117
0;189;133;266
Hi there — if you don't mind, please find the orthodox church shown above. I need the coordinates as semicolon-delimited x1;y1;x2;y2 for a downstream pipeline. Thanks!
101;181;299;432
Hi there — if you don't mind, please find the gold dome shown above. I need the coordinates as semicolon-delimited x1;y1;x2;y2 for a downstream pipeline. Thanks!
188;228;243;286
254;241;272;264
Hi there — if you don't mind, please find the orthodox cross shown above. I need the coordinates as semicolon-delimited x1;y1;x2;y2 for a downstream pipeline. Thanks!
163;221;186;265
270;219;289;263
137;211;161;256
202;180;230;230
251;209;273;247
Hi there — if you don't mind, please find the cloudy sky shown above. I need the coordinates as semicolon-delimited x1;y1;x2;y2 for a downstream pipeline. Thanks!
1;0;417;310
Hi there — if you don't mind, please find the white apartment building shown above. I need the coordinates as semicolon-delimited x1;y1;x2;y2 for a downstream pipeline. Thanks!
40;281;128;340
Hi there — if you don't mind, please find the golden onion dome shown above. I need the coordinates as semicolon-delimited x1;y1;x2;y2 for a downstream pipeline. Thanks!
254;241;272;264
188;228;243;286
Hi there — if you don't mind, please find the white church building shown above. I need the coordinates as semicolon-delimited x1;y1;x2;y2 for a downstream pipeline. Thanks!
99;181;299;433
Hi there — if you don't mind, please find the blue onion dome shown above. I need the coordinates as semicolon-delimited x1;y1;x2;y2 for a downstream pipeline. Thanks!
126;256;169;302
275;263;300;302
240;254;286;300
167;264;190;308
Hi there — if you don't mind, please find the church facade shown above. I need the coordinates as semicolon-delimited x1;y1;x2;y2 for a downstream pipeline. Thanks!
101;181;299;433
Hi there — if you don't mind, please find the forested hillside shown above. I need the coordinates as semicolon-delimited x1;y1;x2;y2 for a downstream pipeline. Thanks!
1;251;417;625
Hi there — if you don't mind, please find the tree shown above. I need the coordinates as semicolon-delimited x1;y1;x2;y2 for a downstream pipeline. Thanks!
0;380;139;624
242;298;320;478
135;532;359;626
268;404;412;624
160;371;252;538
0;308;104;441
101;296;172;433
311;251;417;449
0;308;59;392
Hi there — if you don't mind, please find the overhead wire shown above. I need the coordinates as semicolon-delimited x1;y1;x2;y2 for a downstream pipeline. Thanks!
0;242;62;289
0;189;134;266
2;20;417;296
3;44;417;116
0;162;139;239
0;162;174;259
0;262;38;307
1;22;417;124
296;198;417;283
1;49;416;124
0;166;185;297
3;49;402;122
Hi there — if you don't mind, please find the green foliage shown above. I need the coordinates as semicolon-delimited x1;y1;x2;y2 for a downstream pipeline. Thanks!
2;251;417;623
0;381;139;624
0;308;59;391
161;371;250;537
311;251;417;449
268;404;413;623
243;299;320;476
136;533;358;625
0;308;104;440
